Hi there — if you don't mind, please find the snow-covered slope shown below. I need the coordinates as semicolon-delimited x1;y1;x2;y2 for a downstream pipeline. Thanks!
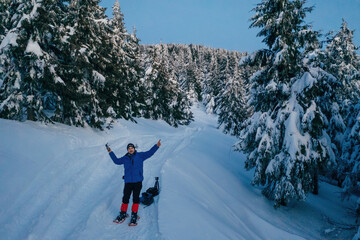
0;106;355;240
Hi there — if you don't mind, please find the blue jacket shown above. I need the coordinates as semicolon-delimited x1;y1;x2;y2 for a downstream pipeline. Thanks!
109;144;159;183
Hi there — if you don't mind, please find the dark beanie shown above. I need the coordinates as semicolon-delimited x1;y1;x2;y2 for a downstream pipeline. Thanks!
127;143;135;149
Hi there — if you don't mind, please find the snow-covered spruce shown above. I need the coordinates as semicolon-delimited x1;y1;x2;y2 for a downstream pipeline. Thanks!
142;44;193;127
322;20;360;195
236;0;335;207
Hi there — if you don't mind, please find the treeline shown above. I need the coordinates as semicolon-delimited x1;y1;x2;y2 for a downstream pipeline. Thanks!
0;0;195;128
0;0;247;129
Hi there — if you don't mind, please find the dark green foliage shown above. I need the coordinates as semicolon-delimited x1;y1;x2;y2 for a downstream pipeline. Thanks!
0;0;196;129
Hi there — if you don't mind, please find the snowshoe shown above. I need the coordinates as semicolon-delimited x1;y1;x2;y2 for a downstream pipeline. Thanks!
113;211;128;224
128;212;140;226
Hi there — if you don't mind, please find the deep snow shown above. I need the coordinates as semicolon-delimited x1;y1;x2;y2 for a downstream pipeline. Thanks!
0;105;356;240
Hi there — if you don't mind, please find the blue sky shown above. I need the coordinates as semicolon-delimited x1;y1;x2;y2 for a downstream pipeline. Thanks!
99;0;360;53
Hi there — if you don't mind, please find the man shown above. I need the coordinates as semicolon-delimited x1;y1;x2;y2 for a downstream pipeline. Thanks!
107;140;161;226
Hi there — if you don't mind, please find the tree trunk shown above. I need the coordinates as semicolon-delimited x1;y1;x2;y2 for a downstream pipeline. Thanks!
312;168;319;195
27;107;35;121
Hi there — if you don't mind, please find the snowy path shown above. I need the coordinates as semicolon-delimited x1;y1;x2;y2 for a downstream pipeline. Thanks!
0;108;201;240
0;106;356;240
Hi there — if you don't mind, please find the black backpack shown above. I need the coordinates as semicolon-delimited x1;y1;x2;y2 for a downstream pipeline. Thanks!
141;192;154;206
140;177;159;206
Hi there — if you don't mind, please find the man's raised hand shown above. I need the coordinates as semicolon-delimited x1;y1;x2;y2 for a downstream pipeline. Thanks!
105;143;112;153
157;139;161;147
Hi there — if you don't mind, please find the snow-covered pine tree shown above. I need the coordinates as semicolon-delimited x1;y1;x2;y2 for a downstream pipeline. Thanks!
236;0;335;207
168;68;194;127
341;102;360;197
188;44;203;102
110;0;126;35
143;44;193;126
203;49;244;115
325;20;360;196
323;19;360;101
62;0;116;128
345;101;360;240
176;45;193;96
96;0;125;122
216;50;249;136
217;72;248;136
213;52;229;112
227;51;240;78
0;0;69;122
185;62;202;102
202;52;218;114
122;26;146;118
98;0;144;123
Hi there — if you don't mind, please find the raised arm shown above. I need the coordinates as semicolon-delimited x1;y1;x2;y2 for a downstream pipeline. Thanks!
140;140;161;161
108;150;125;165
